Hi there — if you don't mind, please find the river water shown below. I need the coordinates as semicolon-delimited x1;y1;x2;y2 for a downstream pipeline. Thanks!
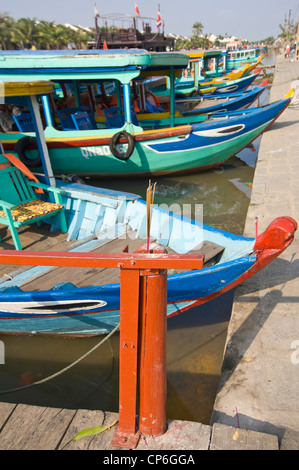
0;54;276;425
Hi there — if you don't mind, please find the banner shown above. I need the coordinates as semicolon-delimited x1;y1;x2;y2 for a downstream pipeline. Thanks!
157;5;162;28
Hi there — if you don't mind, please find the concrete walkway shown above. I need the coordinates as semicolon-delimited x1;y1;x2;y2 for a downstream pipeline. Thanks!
211;55;299;450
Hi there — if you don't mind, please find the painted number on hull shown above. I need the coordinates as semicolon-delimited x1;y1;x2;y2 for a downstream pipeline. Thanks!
81;145;128;158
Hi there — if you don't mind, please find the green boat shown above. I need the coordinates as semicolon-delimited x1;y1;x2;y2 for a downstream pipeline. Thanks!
0;49;292;178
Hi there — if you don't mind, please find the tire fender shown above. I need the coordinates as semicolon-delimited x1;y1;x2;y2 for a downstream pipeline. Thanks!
109;131;135;161
14;136;42;168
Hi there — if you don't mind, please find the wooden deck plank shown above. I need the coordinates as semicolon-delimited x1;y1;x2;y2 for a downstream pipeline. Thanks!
21;233;149;291
0;402;17;431
0;403;76;450
0;219;225;294
60;410;119;450
0;224;74;280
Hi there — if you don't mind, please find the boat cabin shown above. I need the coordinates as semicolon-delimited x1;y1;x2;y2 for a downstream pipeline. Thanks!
0;49;189;139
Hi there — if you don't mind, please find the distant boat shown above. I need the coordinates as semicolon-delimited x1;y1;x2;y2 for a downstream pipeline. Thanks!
177;83;267;117
175;70;260;96
226;47;267;70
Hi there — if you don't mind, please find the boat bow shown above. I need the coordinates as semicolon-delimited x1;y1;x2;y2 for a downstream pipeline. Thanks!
253;216;297;269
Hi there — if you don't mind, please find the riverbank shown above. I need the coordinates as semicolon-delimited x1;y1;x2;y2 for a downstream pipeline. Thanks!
211;54;299;450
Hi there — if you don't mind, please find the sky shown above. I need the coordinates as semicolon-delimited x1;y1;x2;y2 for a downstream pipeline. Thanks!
2;0;299;42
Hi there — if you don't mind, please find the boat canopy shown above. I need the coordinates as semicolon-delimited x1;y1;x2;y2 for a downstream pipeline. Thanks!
0;49;189;83
0;80;54;98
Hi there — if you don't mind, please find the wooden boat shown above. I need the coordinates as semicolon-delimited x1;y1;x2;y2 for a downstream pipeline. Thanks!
175;50;263;90
0;80;296;337
226;47;267;70
0;50;292;178
174;70;260;96
203;56;263;79
0;176;296;336
149;67;261;100
166;83;268;118
149;50;262;93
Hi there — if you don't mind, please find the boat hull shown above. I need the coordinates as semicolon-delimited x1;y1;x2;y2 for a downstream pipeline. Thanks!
181;86;265;116
175;71;259;96
2;97;291;178
0;215;296;337
0;256;256;336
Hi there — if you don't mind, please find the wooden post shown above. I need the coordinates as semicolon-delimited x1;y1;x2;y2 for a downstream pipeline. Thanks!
114;268;140;448
138;268;167;436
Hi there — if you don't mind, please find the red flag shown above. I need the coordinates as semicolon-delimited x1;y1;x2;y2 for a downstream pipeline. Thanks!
157;5;162;28
135;2;140;16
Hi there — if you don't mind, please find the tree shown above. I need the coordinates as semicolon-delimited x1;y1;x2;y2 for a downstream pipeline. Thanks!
192;22;204;37
35;20;57;49
175;37;192;50
0;14;20;49
16;17;39;49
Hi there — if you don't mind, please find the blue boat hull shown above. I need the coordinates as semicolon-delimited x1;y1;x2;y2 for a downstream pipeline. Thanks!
182;86;265;116
0;202;296;336
0;254;255;336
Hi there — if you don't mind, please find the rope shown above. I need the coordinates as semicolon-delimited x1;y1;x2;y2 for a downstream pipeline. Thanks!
0;322;120;395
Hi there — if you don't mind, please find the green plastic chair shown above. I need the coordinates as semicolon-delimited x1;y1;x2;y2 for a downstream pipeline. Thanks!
0;153;68;250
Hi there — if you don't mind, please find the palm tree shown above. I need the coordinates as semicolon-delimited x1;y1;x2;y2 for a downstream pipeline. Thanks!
0;14;20;49
49;24;70;49
66;26;94;49
192;22;204;37
188;21;205;50
36;20;57;49
16;17;39;49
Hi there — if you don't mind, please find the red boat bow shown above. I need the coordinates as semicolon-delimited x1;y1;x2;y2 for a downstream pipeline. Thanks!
178;216;297;311
254;216;297;267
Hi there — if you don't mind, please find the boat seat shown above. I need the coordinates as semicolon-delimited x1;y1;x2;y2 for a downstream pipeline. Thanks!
12;113;35;132
104;106;160;130
0;153;67;250
167;241;225;275
103;107;125;128
189;240;225;267
56;107;97;130
71;111;94;130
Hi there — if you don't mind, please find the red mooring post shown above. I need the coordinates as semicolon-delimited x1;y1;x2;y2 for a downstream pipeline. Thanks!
114;267;141;449
138;268;168;436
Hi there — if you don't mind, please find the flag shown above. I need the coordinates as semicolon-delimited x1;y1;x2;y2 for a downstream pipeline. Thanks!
156;5;162;28
94;2;99;18
135;2;140;16
103;40;108;49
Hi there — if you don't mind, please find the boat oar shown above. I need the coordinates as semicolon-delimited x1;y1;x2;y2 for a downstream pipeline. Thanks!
146;180;156;253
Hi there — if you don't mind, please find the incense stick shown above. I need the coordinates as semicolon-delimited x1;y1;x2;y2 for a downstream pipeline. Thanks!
146;180;156;253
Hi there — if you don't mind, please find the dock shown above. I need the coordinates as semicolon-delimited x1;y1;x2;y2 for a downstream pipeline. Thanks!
212;54;299;450
0;54;298;451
